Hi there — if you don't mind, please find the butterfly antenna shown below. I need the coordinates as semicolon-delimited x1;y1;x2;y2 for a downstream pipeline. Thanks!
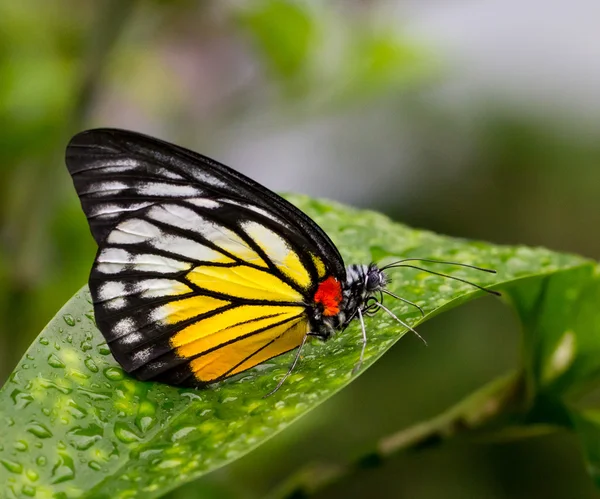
389;264;501;297
352;308;368;375
263;331;309;398
375;301;428;346
381;258;497;274
382;258;500;297
382;289;425;317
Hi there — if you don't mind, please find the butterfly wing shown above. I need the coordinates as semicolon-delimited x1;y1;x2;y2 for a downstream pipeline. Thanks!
66;128;344;276
66;129;345;386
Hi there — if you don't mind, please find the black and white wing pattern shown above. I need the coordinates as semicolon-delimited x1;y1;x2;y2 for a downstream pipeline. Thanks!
65;129;346;386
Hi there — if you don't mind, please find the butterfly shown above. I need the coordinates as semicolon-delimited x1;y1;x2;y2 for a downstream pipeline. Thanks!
66;129;498;394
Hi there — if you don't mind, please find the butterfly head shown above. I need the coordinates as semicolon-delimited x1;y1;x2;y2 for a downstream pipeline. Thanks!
365;264;388;293
344;263;388;306
341;263;390;324
313;259;500;341
310;263;387;338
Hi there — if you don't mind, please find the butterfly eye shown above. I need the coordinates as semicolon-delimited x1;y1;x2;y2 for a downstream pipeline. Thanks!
366;271;382;291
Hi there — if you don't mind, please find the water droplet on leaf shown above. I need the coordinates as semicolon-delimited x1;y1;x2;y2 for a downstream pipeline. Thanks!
27;422;53;439
103;367;124;381
66;400;87;420
66;424;103;450
114;422;142;443
84;358;99;373
1;459;22;474
69;369;90;381
171;427;196;442
21;485;36;497
14;440;28;452
97;343;111;356
156;459;182;469
88;460;102;471
38;378;72;394
80;340;93;352
47;354;65;369
51;452;75;484
135;416;154;434
77;387;110;401
63;314;76;327
26;469;39;481
10;389;33;409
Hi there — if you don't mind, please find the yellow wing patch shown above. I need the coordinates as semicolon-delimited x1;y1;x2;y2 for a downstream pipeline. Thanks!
312;254;327;279
243;221;312;288
154;295;230;325
186;265;303;302
171;304;304;353
189;317;308;382
228;320;308;377
279;251;311;288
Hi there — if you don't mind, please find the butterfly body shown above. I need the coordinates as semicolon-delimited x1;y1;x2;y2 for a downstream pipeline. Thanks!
66;129;390;388
309;264;387;340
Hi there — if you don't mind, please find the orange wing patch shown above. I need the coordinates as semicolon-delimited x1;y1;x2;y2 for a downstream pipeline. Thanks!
189;317;308;382
171;304;304;355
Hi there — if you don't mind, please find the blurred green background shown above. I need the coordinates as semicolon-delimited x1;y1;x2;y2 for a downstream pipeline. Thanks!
1;1;600;497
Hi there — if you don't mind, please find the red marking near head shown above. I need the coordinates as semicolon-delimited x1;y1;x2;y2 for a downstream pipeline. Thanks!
314;276;342;316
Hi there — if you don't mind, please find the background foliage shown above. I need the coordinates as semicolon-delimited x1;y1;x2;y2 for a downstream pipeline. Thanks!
1;1;600;498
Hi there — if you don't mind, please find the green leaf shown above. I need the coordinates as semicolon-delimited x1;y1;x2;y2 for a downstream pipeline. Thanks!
506;264;600;417
0;195;591;498
570;409;600;488
506;262;600;480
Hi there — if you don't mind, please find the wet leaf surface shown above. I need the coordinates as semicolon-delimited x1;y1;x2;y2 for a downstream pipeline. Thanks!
0;195;592;498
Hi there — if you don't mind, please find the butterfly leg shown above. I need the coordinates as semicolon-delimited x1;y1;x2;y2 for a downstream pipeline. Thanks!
352;308;367;375
375;302;427;346
263;330;310;398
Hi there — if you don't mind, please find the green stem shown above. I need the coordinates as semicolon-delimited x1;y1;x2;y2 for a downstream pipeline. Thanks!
268;371;525;499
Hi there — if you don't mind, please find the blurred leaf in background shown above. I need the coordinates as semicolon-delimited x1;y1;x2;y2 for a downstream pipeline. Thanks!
0;1;85;380
236;0;432;105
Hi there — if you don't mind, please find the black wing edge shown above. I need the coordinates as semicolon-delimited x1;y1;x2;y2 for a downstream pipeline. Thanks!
65;128;346;279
